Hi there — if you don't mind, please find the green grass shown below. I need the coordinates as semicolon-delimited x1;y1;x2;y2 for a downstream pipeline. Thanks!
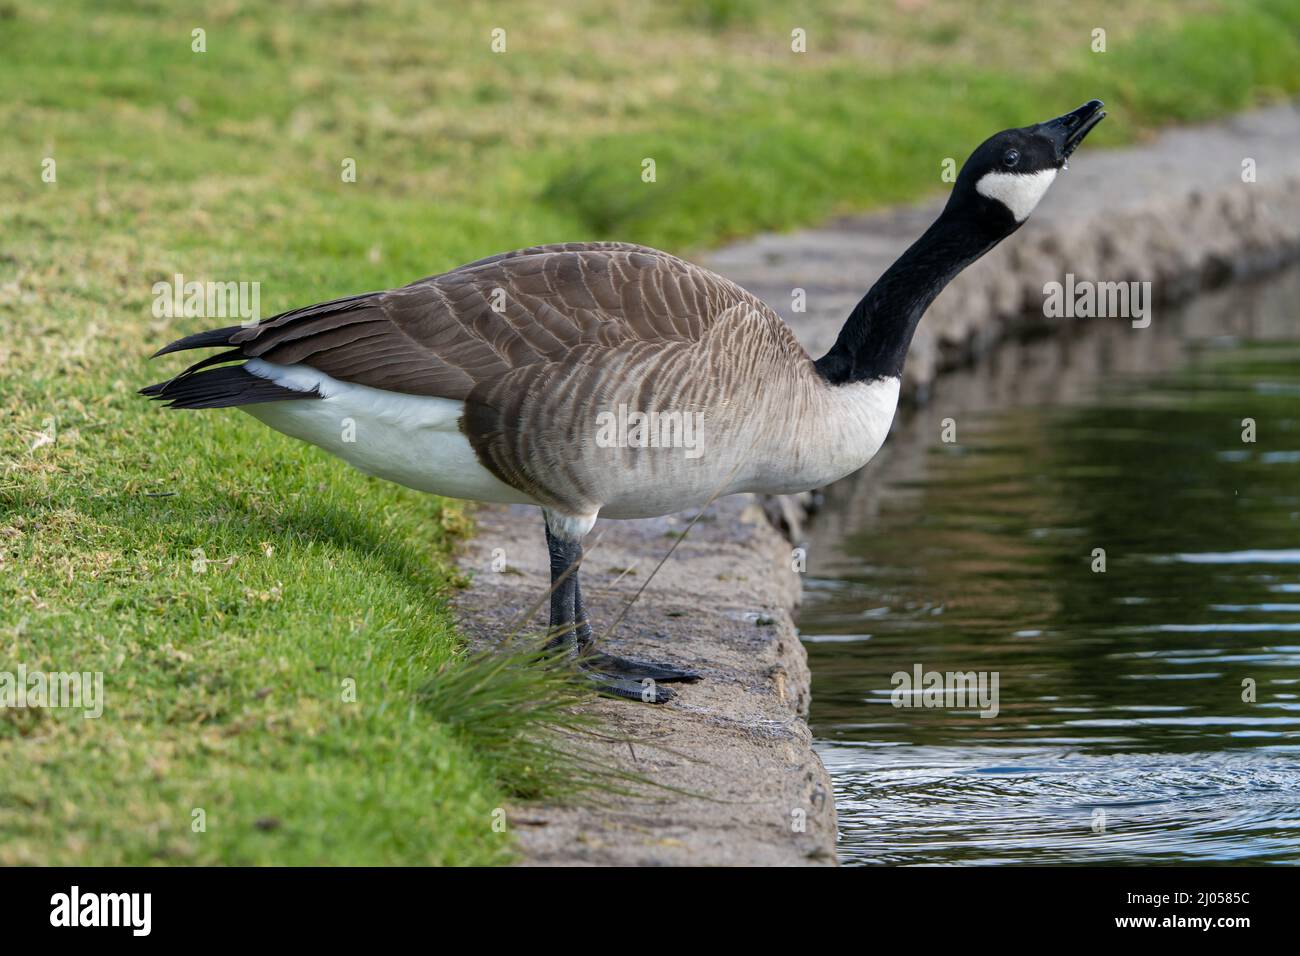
1;0;1298;864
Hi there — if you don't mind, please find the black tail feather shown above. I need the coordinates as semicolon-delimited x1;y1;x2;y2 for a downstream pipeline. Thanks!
139;365;317;409
151;325;245;358
170;348;247;379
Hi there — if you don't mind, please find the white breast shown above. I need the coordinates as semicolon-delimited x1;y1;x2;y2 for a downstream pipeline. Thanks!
241;360;536;505
831;375;901;472
728;374;900;498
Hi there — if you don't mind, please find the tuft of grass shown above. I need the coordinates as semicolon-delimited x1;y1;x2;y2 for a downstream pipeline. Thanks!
418;646;667;804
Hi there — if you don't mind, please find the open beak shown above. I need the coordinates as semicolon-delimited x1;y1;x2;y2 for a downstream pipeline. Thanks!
1037;99;1106;162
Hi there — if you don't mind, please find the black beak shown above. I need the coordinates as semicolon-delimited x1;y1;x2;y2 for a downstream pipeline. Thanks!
1037;99;1106;161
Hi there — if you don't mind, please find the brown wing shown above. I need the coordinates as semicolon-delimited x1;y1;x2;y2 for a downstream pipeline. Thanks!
215;241;771;400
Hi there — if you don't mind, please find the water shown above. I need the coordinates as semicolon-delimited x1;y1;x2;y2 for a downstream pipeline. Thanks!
799;266;1300;865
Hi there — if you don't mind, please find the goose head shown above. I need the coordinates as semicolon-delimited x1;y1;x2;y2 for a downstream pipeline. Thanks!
950;99;1106;232
817;100;1106;387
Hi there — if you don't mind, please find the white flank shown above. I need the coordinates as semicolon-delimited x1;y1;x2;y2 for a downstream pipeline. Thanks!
975;168;1057;222
241;359;537;505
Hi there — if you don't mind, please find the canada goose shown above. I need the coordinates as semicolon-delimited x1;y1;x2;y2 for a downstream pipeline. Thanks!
143;101;1105;704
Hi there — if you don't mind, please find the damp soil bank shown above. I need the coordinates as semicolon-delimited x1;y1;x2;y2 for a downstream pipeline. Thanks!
453;104;1300;866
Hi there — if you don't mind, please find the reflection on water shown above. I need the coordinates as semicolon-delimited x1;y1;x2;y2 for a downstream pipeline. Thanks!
800;266;1300;865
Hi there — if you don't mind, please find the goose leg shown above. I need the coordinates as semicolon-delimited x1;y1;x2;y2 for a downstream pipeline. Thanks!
542;529;579;655
542;523;697;704
573;574;594;648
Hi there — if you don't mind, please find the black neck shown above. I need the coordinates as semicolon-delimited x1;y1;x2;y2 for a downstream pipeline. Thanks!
815;209;1002;385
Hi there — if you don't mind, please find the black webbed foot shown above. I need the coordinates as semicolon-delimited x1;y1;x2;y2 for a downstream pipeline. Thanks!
580;650;702;684
581;669;677;704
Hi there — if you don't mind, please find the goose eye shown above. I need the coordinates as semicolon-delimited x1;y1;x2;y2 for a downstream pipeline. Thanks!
1003;149;1020;167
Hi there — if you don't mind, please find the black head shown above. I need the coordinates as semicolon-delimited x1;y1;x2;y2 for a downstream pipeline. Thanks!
947;99;1105;234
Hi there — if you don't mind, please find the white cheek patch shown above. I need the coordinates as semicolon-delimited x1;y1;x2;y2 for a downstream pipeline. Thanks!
975;169;1058;222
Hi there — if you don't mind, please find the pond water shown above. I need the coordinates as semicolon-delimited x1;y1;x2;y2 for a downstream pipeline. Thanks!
799;265;1300;865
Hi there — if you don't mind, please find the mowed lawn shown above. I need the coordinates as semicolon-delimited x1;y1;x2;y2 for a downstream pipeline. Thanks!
1;0;1298;864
